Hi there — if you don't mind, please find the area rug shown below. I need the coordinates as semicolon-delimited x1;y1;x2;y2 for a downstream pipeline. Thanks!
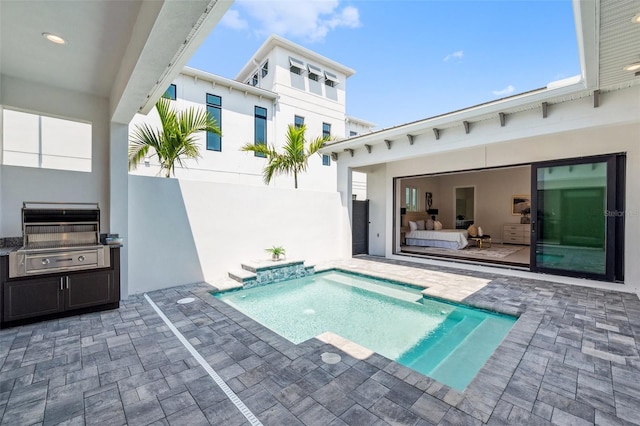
402;244;526;260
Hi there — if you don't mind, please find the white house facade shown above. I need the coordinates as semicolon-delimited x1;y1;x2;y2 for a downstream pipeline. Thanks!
130;35;374;193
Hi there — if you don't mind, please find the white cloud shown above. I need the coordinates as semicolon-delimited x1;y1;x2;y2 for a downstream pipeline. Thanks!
492;85;515;96
220;9;249;30
236;0;361;42
443;50;464;62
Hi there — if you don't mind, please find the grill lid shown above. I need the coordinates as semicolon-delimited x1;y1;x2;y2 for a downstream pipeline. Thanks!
21;202;100;250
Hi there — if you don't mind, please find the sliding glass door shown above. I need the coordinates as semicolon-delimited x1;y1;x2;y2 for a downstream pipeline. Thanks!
530;155;625;281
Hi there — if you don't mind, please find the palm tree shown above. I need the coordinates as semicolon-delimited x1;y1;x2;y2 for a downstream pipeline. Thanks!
241;124;330;189
128;97;221;178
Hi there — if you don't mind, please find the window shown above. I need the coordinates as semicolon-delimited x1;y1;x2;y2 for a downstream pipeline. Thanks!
307;64;321;82
324;71;339;87
322;123;331;138
289;57;304;75
206;94;222;151
261;61;269;78
254;106;267;158
251;74;258;86
321;123;331;166
350;131;358;137
294;115;304;129
2;109;92;172
405;187;418;211
163;84;176;100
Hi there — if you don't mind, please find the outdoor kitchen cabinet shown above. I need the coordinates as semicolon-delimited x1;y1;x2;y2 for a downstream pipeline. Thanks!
0;247;120;327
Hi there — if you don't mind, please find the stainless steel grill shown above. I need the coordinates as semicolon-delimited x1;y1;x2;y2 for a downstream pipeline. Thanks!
9;202;110;278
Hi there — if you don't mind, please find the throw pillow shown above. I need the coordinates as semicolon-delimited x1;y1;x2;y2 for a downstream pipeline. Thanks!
417;220;426;230
434;220;443;230
426;219;434;230
409;221;418;232
468;224;478;237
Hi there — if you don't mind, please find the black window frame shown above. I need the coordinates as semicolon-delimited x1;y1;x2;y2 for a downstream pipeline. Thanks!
254;106;268;158
206;94;222;152
261;61;269;78
294;115;305;129
162;84;177;100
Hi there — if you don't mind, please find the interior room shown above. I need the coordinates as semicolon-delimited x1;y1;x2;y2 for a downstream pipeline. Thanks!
396;165;532;267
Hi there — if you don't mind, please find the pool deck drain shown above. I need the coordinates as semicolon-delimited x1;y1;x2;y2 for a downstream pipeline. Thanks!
0;256;639;425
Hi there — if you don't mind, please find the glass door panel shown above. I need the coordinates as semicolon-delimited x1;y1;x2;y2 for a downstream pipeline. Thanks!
532;159;611;278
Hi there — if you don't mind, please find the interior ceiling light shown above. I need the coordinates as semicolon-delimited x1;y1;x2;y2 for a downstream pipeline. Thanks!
632;13;640;24
623;62;640;72
42;32;66;44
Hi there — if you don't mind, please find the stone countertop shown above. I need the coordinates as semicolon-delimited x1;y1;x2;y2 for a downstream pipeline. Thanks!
0;246;19;256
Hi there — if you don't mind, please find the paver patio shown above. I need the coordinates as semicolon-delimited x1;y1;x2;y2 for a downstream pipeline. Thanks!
1;255;639;425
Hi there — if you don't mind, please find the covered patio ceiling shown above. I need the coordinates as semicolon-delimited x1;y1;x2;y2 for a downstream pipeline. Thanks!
0;0;232;123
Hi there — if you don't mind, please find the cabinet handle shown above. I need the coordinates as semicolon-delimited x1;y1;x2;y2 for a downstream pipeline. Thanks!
65;277;69;289
60;277;64;291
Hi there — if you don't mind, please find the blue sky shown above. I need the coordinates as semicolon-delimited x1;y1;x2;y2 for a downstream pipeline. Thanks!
188;1;580;129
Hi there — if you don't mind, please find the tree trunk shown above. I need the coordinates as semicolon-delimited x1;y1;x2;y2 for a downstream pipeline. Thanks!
294;171;298;189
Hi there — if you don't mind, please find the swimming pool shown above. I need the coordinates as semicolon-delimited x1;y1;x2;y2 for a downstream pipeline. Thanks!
214;270;516;391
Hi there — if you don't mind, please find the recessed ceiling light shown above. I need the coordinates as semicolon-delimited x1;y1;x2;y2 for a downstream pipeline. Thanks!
632;13;640;24
623;62;640;72
42;32;66;44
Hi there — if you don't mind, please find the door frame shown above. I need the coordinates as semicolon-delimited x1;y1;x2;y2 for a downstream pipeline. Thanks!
529;154;625;282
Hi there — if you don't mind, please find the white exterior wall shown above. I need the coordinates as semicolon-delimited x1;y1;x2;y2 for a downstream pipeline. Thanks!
0;75;111;236
127;176;351;293
129;74;276;185
334;85;640;293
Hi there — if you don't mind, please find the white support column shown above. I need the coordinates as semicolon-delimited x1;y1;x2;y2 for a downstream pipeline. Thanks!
110;122;129;298
336;162;352;257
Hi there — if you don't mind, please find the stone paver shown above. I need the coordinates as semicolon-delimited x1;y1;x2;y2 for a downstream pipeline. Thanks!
1;255;639;425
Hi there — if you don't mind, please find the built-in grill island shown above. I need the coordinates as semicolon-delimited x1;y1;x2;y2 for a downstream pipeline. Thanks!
1;202;120;328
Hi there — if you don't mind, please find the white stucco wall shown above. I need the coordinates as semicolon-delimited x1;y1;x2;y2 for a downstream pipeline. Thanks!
127;176;351;294
0;75;111;236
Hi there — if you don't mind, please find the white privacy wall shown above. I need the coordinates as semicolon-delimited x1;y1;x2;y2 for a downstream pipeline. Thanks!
128;175;351;294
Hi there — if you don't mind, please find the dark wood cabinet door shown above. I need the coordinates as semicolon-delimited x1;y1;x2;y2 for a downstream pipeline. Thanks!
65;270;114;310
3;276;64;321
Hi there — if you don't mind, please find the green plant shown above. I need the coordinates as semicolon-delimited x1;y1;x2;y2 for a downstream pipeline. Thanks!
265;246;286;260
240;124;330;189
128;97;221;178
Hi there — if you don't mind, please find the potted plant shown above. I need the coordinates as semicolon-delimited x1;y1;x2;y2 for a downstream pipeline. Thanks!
265;246;286;261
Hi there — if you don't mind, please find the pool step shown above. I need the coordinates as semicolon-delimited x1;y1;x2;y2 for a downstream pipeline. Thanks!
427;316;514;387
228;259;315;288
321;272;423;303
228;269;257;284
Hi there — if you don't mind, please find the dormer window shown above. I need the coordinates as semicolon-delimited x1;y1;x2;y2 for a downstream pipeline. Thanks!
307;64;322;82
289;57;304;75
261;61;269;78
324;71;339;87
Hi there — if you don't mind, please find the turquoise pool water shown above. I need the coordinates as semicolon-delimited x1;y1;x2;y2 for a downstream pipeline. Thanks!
214;271;516;391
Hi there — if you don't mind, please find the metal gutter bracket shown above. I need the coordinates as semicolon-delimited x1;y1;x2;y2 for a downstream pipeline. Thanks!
384;139;392;149
433;128;440;140
463;121;470;134
364;144;372;153
499;112;506;127
407;134;415;145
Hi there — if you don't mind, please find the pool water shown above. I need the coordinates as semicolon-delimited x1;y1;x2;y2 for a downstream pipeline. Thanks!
214;271;516;391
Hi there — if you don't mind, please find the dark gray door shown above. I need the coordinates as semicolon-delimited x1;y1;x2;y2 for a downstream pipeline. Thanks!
352;200;369;255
